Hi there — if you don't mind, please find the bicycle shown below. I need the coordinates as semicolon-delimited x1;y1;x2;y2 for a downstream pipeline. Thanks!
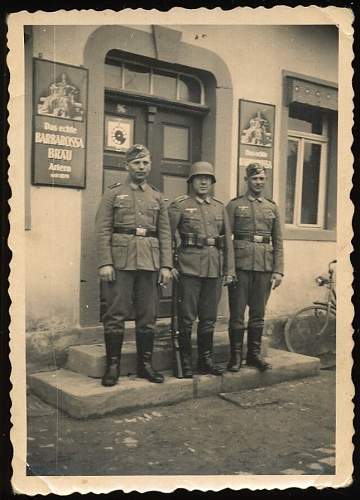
284;260;336;363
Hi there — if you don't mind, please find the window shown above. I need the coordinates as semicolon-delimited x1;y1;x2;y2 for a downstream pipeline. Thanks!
285;104;329;229
105;62;204;104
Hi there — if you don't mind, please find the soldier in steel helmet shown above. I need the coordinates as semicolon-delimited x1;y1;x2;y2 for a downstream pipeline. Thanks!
95;144;172;387
226;163;284;372
168;161;235;378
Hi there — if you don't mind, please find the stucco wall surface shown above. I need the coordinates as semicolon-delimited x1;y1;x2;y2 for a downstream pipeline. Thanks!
26;25;338;330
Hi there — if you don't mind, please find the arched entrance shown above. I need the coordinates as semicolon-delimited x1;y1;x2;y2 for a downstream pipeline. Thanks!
80;25;233;327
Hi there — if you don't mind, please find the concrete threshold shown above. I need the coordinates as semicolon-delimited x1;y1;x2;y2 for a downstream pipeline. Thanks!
28;349;320;419
66;331;268;378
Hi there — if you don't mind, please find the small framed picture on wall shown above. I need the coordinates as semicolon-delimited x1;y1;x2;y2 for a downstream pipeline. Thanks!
104;115;134;152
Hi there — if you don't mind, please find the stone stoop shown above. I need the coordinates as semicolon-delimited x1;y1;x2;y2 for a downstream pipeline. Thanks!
28;349;320;419
66;331;269;378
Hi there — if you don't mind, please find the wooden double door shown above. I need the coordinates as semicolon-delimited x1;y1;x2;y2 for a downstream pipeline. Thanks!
101;94;206;318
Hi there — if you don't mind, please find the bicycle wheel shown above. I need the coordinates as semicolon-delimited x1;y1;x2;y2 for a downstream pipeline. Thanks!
284;305;336;357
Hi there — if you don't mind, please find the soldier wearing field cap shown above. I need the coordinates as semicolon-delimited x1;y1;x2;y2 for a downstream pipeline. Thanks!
226;162;284;372
168;161;235;378
95;144;172;387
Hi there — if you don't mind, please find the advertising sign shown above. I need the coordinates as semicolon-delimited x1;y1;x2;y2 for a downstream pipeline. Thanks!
32;58;88;188
238;100;275;197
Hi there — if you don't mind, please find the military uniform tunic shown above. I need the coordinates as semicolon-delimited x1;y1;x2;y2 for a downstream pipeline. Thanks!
168;195;234;278
226;192;284;331
168;195;235;340
95;176;172;337
96;178;172;271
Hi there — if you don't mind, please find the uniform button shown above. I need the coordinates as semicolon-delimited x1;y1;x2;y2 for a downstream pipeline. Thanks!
139;212;143;215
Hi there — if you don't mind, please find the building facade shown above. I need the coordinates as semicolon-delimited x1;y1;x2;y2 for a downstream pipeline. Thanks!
24;24;338;340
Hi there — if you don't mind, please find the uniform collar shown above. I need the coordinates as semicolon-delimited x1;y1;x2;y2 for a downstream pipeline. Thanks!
126;176;148;191
195;195;211;205
247;191;264;202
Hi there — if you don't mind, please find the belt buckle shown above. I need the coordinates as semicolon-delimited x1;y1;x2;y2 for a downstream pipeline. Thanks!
253;235;263;243
136;227;147;237
207;238;215;246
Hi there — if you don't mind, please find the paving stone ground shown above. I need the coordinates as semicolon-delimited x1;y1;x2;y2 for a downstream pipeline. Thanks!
27;370;336;476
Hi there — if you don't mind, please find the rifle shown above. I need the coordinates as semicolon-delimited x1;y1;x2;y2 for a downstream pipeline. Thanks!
170;254;183;379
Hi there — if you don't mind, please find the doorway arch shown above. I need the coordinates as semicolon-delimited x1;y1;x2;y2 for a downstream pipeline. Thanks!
80;25;233;326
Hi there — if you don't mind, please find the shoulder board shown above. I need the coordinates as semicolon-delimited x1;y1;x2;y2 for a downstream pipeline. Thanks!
265;197;276;204
109;182;122;189
212;197;223;205
230;195;244;202
149;184;159;192
173;194;190;203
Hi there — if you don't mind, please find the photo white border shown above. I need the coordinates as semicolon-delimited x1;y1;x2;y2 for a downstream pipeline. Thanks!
8;6;354;494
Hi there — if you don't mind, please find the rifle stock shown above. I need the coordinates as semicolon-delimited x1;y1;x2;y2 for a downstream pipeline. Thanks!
170;264;183;379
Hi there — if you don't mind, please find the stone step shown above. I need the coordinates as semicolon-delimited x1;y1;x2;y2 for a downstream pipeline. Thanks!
66;331;269;378
28;348;320;419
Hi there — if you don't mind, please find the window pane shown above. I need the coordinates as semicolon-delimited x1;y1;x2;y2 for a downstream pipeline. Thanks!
300;142;322;224
153;71;177;100
163;125;189;160
124;63;150;93
286;140;298;224
178;75;201;103
289;103;323;134
105;64;122;89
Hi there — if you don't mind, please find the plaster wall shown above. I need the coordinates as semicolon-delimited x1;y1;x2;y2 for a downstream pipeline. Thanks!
26;25;337;330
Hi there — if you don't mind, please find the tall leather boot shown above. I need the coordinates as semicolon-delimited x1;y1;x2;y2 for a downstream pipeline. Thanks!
246;326;272;371
179;330;193;378
136;330;164;383
102;330;124;387
227;329;245;372
197;330;224;376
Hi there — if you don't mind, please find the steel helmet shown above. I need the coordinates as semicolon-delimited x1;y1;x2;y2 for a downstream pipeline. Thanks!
187;161;216;183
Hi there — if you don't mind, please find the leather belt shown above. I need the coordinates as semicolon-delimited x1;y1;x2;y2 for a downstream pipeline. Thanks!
234;233;271;244
113;227;158;237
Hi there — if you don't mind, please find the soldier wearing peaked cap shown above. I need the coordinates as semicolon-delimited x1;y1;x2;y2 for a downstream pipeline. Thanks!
168;161;235;378
226;162;284;372
95;144;172;387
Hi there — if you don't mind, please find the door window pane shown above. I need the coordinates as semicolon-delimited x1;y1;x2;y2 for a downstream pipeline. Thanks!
153;71;177;100
105;64;122;89
163;125;189;160
286;140;298;224
178;75;201;103
124;63;150;94
300;142;322;224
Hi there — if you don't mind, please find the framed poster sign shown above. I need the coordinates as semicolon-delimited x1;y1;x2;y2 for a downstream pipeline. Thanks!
105;115;134;152
238;99;275;198
32;58;88;188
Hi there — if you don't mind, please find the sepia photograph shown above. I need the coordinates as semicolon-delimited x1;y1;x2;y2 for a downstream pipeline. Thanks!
7;7;353;494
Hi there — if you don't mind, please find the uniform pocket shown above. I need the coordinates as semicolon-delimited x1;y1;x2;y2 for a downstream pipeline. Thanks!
264;245;274;272
182;214;202;233
234;240;252;269
235;206;251;218
215;215;224;232
111;239;129;269
114;199;132;224
147;205;160;226
178;248;201;275
151;238;160;270
264;209;275;228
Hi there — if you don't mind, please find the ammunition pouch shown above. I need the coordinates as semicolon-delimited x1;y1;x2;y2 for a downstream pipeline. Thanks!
180;233;225;250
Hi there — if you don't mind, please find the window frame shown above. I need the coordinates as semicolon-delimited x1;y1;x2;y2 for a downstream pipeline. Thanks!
105;60;205;105
286;125;329;229
280;70;337;242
